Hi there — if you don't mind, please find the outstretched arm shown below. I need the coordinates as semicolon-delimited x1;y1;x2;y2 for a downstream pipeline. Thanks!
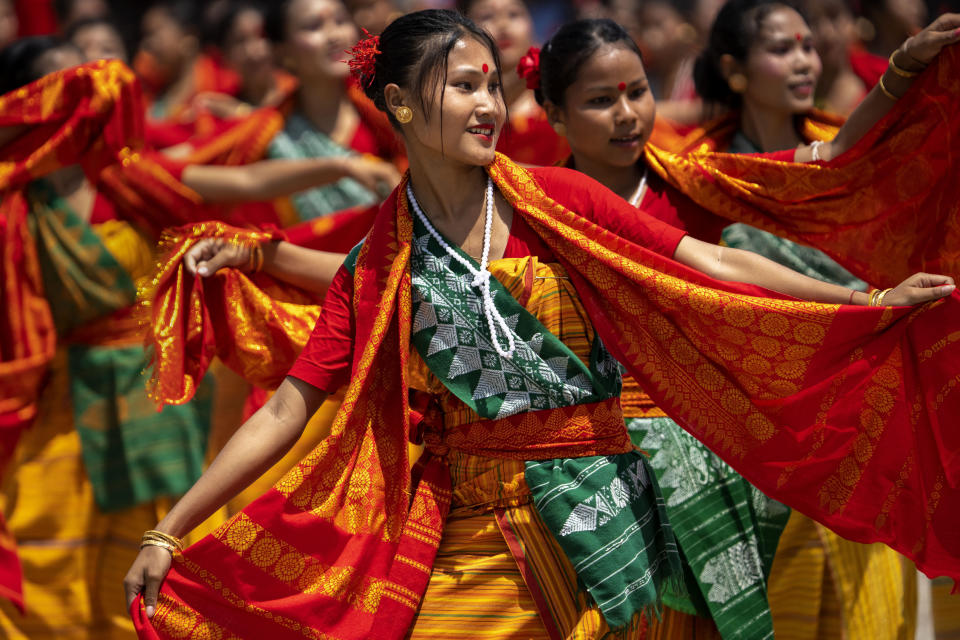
180;155;401;203
122;377;329;618
183;238;347;295
674;235;955;305
794;13;960;163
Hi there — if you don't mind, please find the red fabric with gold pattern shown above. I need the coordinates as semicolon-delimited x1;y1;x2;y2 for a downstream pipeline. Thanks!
0;60;284;609
0;60;145;191
136;148;960;639
645;46;960;287
489;155;960;581
142;223;317;405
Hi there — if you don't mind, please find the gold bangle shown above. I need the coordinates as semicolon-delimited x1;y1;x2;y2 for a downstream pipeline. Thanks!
140;539;179;554
246;243;263;273
142;529;184;552
141;534;182;552
867;288;880;306
875;288;894;306
888;50;920;78
877;75;900;101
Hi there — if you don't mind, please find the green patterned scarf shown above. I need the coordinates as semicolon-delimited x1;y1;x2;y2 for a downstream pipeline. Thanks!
628;417;790;639
26;179;136;334
409;211;682;627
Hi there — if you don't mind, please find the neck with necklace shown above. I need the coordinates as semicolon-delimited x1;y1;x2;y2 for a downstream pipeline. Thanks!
407;176;517;358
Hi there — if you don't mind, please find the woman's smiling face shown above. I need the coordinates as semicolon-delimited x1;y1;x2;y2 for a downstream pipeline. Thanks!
551;44;655;169
400;36;506;168
740;6;822;116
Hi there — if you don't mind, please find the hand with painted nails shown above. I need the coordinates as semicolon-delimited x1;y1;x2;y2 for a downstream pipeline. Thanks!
883;272;956;306
900;13;960;66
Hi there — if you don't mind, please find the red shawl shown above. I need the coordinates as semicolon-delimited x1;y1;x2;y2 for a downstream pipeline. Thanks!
135;152;960;640
645;45;960;287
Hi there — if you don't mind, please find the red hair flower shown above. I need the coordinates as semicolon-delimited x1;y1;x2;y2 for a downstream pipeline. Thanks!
516;46;541;91
346;29;381;87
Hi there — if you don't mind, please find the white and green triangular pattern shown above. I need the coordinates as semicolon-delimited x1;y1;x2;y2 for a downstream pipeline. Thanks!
409;214;619;420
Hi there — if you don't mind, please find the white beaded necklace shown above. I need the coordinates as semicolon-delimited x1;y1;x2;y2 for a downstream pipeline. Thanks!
628;167;649;207
407;177;517;358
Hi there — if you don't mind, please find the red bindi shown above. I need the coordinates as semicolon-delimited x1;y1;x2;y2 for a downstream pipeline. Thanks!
795;33;803;41
617;82;626;92
482;63;489;73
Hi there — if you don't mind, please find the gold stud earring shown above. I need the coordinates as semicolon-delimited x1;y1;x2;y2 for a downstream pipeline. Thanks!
395;106;413;124
552;122;566;137
728;73;748;93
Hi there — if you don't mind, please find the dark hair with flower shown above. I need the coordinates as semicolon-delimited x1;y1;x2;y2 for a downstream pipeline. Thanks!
347;29;381;87
516;46;541;90
360;9;504;128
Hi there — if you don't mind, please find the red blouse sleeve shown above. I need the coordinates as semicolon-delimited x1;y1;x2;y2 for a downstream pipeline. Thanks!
529;166;687;257
287;264;356;393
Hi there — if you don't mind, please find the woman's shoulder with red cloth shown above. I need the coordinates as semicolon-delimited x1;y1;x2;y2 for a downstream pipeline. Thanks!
520;164;687;257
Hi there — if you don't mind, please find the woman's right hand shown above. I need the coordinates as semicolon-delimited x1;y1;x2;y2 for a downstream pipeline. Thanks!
184;238;253;277
123;546;173;619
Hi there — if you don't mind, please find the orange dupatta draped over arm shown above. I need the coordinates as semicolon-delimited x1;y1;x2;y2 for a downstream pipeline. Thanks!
644;45;960;288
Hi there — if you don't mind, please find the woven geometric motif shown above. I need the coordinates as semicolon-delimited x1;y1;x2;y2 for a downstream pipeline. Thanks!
409;213;619;421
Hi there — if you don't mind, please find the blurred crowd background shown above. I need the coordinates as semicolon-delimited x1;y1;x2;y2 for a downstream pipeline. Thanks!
2;0;959;127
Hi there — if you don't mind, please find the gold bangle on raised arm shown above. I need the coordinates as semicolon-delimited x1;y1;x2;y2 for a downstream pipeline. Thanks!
888;50;921;78
877;75;899;101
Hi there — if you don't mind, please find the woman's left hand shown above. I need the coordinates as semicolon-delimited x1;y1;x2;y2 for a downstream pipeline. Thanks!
901;13;960;66
883;272;956;306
